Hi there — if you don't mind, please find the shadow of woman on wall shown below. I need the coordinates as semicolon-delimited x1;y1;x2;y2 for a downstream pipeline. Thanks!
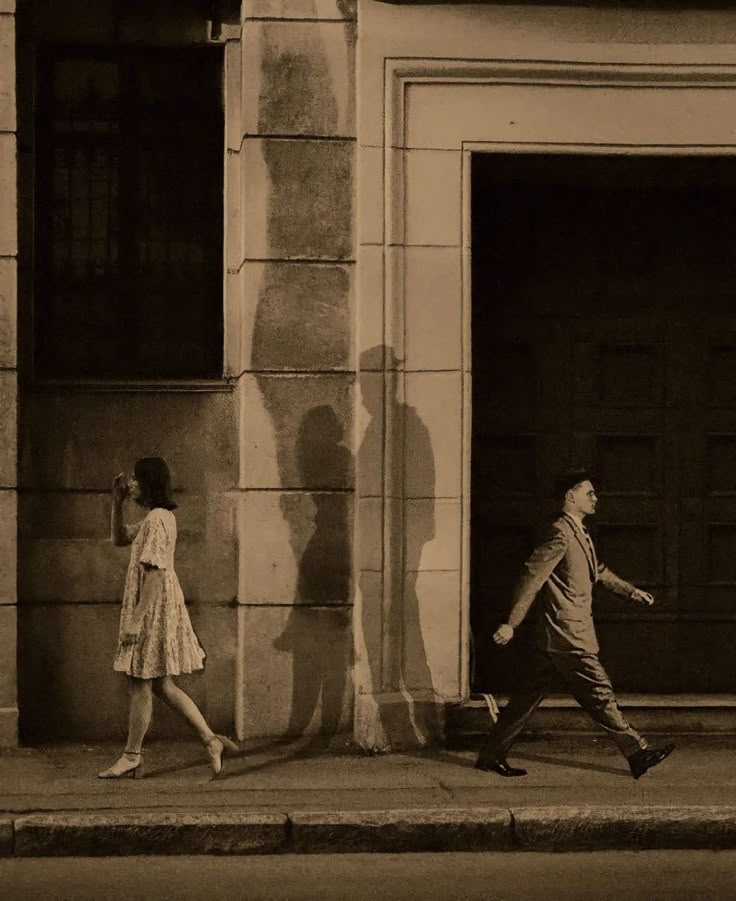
273;405;353;752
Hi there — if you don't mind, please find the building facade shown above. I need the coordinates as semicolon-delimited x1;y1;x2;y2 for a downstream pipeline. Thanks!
2;0;736;748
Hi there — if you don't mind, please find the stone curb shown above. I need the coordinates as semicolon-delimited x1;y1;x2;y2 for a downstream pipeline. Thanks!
290;808;513;854
4;807;736;856
513;806;736;852
13;812;288;857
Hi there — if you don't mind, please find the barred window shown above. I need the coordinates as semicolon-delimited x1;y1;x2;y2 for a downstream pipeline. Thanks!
34;48;224;380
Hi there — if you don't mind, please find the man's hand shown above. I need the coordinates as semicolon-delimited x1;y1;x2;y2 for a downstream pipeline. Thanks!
493;623;514;646
630;588;655;606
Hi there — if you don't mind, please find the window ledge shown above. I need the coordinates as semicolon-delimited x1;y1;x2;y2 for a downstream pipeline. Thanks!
26;379;237;394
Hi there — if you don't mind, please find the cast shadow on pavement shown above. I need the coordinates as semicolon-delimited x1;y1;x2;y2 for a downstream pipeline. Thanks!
408;747;628;779
511;751;628;778
142;740;294;779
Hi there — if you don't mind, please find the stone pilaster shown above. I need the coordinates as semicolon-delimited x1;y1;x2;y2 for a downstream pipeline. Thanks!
0;0;18;747
231;0;357;740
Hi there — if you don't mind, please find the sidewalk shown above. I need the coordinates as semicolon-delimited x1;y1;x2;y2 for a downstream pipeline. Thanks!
1;733;735;856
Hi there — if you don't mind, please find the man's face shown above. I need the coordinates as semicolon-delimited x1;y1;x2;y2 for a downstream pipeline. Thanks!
567;480;598;517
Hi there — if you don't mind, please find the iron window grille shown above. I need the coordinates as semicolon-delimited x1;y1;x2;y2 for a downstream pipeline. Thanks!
34;46;224;380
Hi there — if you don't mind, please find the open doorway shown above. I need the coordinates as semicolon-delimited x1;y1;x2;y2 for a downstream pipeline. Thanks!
470;151;736;697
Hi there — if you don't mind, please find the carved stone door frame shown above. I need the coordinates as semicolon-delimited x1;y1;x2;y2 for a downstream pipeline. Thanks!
354;56;736;748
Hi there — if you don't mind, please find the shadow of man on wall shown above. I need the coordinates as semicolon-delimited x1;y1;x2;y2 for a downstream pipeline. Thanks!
357;345;442;750
273;405;353;751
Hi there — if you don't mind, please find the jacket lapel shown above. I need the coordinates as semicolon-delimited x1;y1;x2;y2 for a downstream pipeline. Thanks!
564;514;597;579
588;530;598;577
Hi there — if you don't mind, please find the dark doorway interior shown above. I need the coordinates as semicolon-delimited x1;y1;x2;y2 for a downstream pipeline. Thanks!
471;151;736;695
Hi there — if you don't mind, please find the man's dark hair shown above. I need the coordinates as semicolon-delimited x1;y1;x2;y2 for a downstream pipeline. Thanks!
553;466;594;505
134;457;177;511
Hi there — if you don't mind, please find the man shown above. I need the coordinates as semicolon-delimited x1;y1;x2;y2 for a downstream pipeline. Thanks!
476;467;675;780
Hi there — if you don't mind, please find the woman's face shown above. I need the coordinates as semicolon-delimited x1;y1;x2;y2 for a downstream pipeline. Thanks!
128;475;143;503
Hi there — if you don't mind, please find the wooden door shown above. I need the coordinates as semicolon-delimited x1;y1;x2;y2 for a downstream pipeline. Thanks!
470;152;736;694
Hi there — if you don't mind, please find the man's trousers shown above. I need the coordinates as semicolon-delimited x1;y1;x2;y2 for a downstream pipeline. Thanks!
480;647;648;759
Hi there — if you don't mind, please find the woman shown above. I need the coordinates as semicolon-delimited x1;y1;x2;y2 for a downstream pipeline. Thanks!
99;456;237;779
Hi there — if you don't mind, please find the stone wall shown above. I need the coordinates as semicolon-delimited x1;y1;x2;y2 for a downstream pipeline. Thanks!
17;391;240;740
15;0;240;741
14;0;359;743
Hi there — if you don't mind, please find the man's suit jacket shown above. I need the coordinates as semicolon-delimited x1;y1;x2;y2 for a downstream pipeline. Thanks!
505;514;636;655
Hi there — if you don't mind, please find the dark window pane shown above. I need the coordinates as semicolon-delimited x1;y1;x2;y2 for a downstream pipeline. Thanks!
35;48;224;379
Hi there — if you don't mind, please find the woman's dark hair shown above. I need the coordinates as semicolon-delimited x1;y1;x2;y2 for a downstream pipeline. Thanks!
133;457;177;510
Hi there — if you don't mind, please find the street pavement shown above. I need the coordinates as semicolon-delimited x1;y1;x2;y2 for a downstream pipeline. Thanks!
0;733;735;856
3;852;736;901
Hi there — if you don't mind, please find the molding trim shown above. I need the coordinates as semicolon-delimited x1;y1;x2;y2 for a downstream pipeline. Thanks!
376;56;736;705
387;57;736;93
384;57;736;155
26;379;237;394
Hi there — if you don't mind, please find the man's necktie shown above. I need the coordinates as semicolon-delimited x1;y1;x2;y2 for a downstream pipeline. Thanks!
581;525;595;561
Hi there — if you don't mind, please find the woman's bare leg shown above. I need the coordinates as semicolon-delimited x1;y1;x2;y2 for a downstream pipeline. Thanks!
152;676;214;743
98;677;151;778
126;677;153;752
152;677;237;777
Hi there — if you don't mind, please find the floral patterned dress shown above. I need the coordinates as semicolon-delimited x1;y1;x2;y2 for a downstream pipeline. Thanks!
113;507;206;679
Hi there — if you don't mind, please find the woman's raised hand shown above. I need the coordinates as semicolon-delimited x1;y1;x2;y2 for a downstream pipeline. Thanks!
112;472;129;502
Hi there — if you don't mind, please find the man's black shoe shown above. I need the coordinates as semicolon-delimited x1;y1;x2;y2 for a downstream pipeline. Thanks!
475;756;527;777
627;743;675;780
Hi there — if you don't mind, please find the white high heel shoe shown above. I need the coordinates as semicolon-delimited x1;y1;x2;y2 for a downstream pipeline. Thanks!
204;734;239;779
98;750;143;779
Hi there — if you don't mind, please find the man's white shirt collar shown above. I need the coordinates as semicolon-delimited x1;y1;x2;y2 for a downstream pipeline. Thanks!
566;511;587;531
